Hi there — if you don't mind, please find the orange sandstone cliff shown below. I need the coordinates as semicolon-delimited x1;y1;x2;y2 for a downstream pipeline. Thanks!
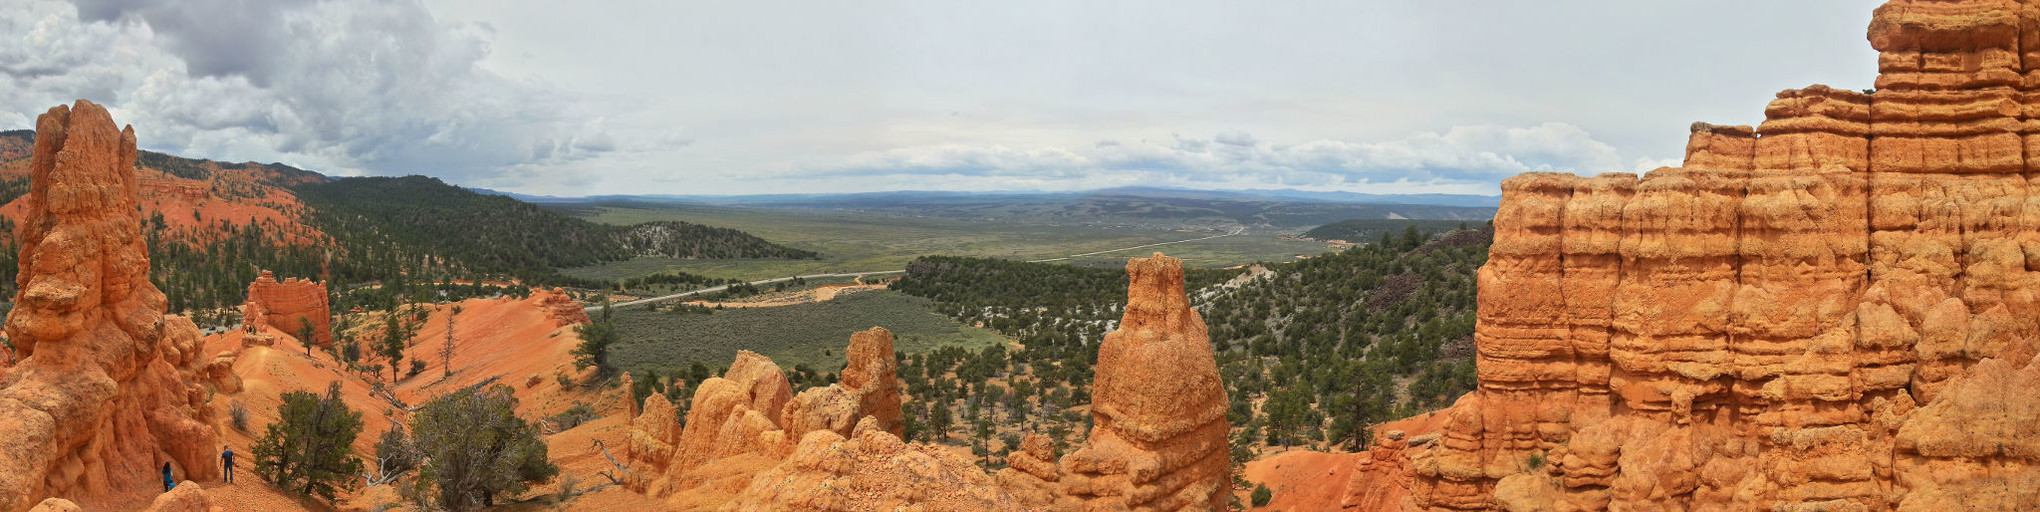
1349;1;2040;510
241;270;331;346
0;101;222;511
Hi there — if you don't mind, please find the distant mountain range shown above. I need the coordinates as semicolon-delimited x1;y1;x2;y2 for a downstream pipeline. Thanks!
491;185;1496;231
469;185;1503;208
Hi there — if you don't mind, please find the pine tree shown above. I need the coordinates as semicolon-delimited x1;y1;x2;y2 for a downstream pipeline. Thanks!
252;381;364;501
410;385;559;511
380;311;406;382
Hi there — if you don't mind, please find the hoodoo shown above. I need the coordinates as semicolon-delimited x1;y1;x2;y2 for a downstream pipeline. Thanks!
1348;1;2040;510
1060;253;1232;510
0;101;221;511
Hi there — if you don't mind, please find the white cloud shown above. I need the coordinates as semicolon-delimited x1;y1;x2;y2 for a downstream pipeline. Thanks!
793;122;1642;193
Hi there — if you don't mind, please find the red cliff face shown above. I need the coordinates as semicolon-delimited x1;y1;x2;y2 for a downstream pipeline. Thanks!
0;101;221;511
1373;2;2040;510
242;270;331;345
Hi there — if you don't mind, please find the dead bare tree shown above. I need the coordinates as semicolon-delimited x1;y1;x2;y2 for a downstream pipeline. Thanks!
441;306;461;379
591;440;631;487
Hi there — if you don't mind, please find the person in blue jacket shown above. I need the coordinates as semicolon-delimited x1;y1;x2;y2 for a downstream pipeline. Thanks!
161;462;173;492
221;447;236;483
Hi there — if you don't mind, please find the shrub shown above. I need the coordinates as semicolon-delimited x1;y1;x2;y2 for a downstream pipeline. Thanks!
228;401;250;432
410;385;558;511
548;403;598;432
1251;483;1273;507
253;382;364;501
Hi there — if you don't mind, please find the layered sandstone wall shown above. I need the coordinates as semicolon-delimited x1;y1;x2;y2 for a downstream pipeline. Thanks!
1394;2;2040;510
243;270;331;346
0;101;221;511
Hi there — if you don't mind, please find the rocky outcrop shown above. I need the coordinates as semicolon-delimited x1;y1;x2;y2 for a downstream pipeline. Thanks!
1381;2;2040;510
0;101;220;511
1060;253;1232;510
619;253;1228;511
721;417;1024;511
241;270;330;345
141;482;216;512
536;288;591;328
623;329;906;507
780;327;903;439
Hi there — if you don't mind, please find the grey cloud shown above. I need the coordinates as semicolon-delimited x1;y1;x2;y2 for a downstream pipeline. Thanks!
1;0;614;189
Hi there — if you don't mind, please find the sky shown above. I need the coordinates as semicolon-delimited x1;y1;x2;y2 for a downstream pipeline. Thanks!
1;0;1881;197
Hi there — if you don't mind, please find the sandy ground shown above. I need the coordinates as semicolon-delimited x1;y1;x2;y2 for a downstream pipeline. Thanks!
170;291;648;512
1240;410;1448;512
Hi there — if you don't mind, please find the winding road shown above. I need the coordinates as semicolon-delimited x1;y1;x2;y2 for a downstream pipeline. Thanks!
595;227;1246;310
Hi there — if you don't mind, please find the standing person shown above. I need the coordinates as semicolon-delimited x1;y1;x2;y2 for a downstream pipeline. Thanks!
221;446;236;483
161;462;173;492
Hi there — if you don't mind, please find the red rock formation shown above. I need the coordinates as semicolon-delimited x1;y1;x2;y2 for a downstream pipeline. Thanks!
780;327;904;439
1060;253;1231;511
1376;2;2040;510
141;482;215;512
0;101;220;511
619;254;1229;511
722;417;1026;511
622;329;908;508
242;270;331;346
536;288;591;328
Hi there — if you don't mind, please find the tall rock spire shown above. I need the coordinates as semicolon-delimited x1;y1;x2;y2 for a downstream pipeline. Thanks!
0;101;220;511
1061;253;1231;510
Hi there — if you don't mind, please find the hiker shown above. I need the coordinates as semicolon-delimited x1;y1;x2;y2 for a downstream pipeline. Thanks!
161;462;173;492
222;446;236;483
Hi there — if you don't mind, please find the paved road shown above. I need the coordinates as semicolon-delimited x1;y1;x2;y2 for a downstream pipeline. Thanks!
595;227;1246;310
601;270;907;309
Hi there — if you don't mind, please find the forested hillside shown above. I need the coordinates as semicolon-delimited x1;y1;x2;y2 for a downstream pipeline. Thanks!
1302;218;1468;242
0;131;813;324
294;176;817;285
885;224;1489;460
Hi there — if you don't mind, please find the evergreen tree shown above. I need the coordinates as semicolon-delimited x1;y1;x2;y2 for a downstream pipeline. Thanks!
252;382;365;502
410;384;558;511
571;302;617;373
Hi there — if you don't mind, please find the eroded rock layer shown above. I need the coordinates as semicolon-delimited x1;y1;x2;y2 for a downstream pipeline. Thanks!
0;101;221;511
1060;253;1231;511
242;270;330;345
1392;2;2040;510
619;255;1232;511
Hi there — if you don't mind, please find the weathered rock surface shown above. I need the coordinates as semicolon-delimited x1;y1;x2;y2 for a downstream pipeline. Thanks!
623;329;908;508
241;270;330;345
0;101;220;511
721;417;1024;511
620;253;1227;511
141;482;216;512
536;288;591;328
1367;2;2040;510
780;327;904;439
1059;253;1231;511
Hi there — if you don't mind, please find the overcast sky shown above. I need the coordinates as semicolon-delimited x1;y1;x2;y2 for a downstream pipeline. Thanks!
2;0;1880;196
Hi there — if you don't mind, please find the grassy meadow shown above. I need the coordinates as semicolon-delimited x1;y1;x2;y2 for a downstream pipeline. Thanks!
604;289;1008;375
558;204;1336;281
